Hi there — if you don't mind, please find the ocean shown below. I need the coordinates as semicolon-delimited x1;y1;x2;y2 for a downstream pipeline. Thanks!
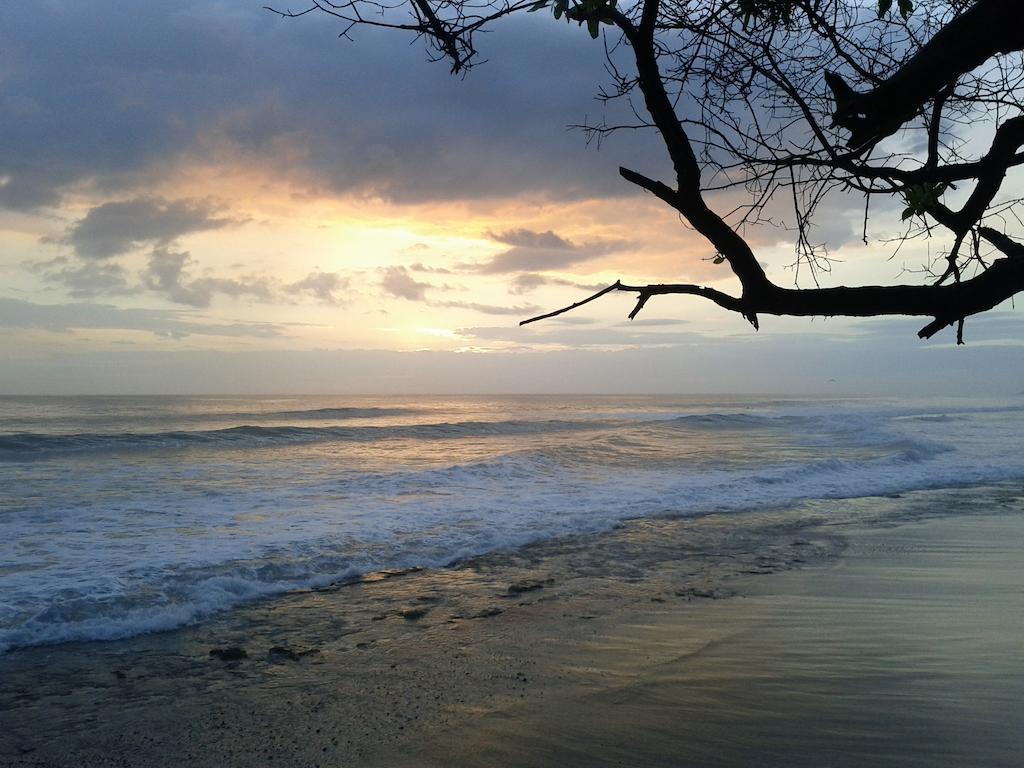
1;393;1022;654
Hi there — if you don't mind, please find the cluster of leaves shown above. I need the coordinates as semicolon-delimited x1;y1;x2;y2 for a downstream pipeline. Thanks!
878;0;915;19
735;0;913;26
901;183;947;221
736;0;799;27
531;0;618;38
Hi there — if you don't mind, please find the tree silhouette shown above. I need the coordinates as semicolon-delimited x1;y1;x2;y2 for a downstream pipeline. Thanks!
269;0;1024;342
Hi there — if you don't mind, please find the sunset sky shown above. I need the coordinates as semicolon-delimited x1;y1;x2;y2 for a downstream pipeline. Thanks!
2;0;1022;394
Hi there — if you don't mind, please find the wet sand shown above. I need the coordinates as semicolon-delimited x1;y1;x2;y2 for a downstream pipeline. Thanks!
2;486;1022;767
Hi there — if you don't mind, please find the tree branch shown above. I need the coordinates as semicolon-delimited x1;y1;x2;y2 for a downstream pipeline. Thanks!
610;8;770;293
518;281;623;325
826;0;1024;151
521;254;1024;341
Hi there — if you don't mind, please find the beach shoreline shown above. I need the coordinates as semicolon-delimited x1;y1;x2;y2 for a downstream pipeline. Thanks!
2;484;1022;767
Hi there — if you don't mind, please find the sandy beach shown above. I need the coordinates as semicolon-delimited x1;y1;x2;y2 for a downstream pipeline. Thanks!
2;484;1022;768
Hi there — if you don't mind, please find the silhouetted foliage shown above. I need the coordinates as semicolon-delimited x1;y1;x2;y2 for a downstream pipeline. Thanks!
270;0;1024;342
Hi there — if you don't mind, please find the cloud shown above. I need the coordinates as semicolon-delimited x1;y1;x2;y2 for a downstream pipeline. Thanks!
509;272;608;294
144;247;274;308
0;297;284;339
545;316;596;325
509;272;549;293
487;228;574;249
408;262;453;274
433;300;540;316
619;317;689;327
380;266;431;301
379;268;539;312
285;271;349;304
477;228;629;274
0;3;667;212
36;248;347;308
61;197;238;260
31;258;133;298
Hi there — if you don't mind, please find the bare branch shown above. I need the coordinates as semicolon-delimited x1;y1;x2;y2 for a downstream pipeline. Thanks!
519;281;623;325
826;0;1024;151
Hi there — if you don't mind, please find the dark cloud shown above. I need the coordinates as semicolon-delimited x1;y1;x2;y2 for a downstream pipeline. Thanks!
32;258;133;299
0;2;242;210
487;229;573;249
0;2;667;212
60;197;238;260
285;271;349;304
380;266;431;301
144;248;275;308
476;229;628;274
0;297;284;339
483;246;587;274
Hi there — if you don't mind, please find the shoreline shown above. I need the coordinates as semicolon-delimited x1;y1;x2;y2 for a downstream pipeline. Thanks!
2;484;1023;766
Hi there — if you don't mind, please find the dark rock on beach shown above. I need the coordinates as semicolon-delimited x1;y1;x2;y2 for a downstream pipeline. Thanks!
267;646;300;663
472;607;504;618
674;586;735;600
209;647;248;662
506;579;550;595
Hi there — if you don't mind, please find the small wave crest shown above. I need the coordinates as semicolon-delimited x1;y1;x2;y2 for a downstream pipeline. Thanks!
665;412;788;429
0;566;364;654
0;418;614;460
264;406;421;420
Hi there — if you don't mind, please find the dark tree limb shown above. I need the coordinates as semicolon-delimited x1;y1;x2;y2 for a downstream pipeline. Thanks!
979;226;1024;258
610;6;770;293
521;252;1024;340
519;280;752;327
826;0;1024;151
518;281;623;325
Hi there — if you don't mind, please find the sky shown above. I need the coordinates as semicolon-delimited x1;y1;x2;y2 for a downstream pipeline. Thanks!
1;0;1022;395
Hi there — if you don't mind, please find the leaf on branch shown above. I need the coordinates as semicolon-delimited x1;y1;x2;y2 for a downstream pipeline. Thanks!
562;0;617;37
878;0;913;19
737;0;796;28
901;182;946;221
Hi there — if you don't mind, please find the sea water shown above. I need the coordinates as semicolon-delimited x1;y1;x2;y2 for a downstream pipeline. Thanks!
1;394;1022;653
